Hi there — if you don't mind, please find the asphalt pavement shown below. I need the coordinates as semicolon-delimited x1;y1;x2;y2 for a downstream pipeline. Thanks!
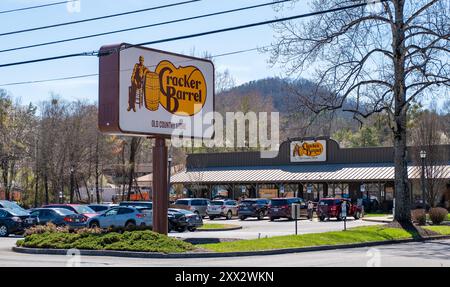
1;236;450;267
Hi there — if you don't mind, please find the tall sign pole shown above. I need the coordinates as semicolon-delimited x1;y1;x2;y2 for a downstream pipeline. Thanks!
152;137;168;235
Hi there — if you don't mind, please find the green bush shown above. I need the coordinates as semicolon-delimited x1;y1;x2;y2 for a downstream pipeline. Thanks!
17;230;195;254
428;208;448;225
411;209;427;225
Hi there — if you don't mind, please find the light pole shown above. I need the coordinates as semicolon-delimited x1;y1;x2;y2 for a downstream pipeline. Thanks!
420;150;427;210
167;146;173;203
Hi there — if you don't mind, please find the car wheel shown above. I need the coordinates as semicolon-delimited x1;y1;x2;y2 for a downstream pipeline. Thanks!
269;217;275;221
89;221;100;229
226;211;232;220
354;211;361;220
176;226;187;232
125;221;136;230
257;211;264;220
188;227;197;232
239;216;246;221
319;216;325;222
0;225;9;237
209;216;215;220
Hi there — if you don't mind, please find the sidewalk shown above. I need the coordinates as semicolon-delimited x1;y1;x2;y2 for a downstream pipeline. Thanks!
362;216;393;223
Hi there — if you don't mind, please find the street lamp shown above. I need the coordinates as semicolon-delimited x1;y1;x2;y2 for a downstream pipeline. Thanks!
420;150;427;210
167;146;173;199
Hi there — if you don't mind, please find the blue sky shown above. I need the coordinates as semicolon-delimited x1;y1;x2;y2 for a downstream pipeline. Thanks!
0;0;309;105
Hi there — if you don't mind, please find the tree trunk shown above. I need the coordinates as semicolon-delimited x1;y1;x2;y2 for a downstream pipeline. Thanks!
95;134;100;204
44;173;49;205
392;0;411;223
69;168;75;203
34;173;39;208
127;138;138;201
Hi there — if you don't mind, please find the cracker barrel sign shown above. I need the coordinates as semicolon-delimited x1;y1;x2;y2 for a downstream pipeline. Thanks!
98;43;214;138
290;140;327;162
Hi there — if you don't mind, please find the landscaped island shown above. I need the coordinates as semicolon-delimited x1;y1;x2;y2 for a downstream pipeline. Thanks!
15;224;450;254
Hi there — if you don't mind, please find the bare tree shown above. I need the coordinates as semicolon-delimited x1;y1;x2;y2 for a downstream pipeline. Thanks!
270;0;450;223
411;110;449;207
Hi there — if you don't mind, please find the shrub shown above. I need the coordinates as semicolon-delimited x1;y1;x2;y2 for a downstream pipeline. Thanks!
411;209;427;225
24;223;69;236
17;230;195;254
428;207;448;225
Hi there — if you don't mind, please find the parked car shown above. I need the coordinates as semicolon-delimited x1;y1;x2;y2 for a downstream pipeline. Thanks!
0;200;29;214
173;198;209;217
119;201;153;209
0;208;34;237
169;208;203;231
207;199;238;220
268;198;308;221
29;208;87;229
237;198;270;220
168;209;189;232
362;195;380;212
316;198;363;221
88;204;118;213
42;204;97;218
87;206;152;229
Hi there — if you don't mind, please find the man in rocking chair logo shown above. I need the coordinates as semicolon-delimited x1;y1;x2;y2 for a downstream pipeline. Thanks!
128;56;150;112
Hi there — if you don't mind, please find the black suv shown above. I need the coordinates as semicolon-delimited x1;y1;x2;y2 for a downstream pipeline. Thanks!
238;198;270;220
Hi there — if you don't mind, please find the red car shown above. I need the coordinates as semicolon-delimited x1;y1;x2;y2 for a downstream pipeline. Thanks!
316;198;363;221
42;204;98;219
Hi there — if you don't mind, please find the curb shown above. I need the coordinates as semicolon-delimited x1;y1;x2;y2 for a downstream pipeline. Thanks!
197;226;242;232
12;235;450;259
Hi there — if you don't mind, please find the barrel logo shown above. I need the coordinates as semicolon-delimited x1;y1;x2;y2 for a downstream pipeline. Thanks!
127;56;207;116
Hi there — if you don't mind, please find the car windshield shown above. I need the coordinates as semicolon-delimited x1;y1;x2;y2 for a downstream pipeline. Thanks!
319;200;335;206
0;201;26;212
210;201;224;206
241;200;256;205
72;205;95;214
270;199;288;206
169;209;192;215
7;208;30;216
175;200;189;205
53;208;75;216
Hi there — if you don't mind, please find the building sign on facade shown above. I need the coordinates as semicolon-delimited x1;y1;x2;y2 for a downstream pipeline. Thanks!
98;44;215;139
290;140;327;162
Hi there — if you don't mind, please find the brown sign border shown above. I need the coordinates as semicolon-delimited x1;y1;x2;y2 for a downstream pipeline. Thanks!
98;43;215;139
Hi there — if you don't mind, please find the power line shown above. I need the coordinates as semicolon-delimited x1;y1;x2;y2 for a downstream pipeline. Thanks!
0;0;291;54
0;0;76;15
0;0;201;37
0;46;270;87
0;0;384;69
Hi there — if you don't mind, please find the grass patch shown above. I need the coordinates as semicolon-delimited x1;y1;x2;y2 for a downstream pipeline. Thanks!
198;223;240;230
199;226;413;253
16;230;195;253
423;225;450;235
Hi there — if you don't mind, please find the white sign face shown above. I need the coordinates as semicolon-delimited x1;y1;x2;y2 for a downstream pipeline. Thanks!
290;140;327;162
306;184;313;194
101;45;214;138
360;184;366;192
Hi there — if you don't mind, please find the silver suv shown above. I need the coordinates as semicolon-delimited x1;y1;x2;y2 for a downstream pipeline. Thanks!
173;198;209;218
207;200;238;220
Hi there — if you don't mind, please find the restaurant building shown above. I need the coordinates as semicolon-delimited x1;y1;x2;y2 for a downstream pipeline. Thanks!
171;137;450;210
